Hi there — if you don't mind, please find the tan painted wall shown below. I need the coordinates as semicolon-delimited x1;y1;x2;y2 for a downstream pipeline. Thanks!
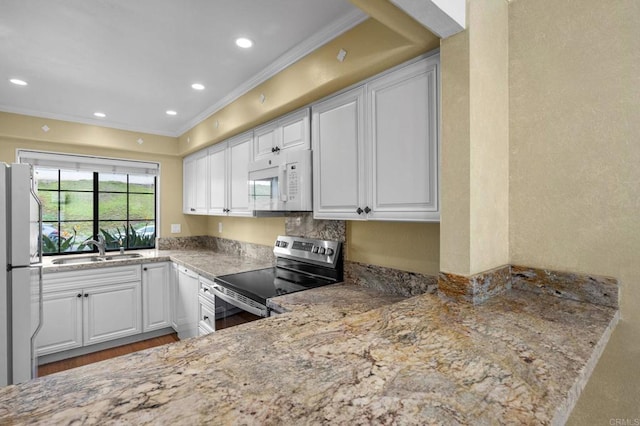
510;0;639;421
440;0;509;276
440;29;471;274
0;136;208;238
469;0;509;274
509;0;640;324
206;216;285;247
348;222;440;275
0;112;177;156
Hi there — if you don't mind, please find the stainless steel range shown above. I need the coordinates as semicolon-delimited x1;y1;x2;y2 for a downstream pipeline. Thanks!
201;236;343;331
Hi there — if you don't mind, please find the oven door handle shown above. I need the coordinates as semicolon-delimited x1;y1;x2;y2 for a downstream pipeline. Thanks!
211;284;269;318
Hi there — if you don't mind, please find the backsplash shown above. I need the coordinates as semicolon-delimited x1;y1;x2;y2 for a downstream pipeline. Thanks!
157;236;275;263
160;216;618;307
511;265;618;308
284;212;346;242
345;261;438;297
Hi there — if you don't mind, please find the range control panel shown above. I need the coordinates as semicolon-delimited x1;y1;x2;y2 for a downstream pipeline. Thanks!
273;235;342;267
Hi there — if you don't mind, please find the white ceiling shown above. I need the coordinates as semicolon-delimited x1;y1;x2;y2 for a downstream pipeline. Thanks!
0;1;366;137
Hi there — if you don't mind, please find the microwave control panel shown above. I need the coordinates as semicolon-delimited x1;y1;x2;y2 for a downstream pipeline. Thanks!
287;164;298;201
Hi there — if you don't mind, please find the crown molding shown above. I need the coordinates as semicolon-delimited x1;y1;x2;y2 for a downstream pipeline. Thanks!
176;8;368;137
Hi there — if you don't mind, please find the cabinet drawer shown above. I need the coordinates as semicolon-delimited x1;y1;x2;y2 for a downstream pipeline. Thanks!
199;278;215;305
198;296;216;333
44;265;142;292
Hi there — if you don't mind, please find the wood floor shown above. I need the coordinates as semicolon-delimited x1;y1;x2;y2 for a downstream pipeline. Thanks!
38;333;179;377
38;313;261;377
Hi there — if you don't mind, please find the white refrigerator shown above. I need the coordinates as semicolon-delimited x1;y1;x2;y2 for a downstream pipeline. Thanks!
0;163;43;386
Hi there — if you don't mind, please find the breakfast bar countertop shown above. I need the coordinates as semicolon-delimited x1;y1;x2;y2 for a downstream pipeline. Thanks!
1;249;618;425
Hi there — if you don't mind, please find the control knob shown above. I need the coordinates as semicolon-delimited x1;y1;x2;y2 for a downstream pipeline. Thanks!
325;248;335;256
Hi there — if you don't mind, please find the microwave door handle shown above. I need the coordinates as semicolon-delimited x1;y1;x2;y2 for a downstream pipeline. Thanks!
279;164;288;202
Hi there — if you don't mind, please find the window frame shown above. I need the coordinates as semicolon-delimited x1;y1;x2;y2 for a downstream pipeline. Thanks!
18;150;159;256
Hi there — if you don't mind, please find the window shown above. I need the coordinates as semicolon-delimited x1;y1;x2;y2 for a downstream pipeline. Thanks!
19;150;158;255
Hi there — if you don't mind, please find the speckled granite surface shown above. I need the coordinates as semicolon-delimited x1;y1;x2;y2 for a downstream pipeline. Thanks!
345;260;438;297
0;267;617;426
43;249;274;280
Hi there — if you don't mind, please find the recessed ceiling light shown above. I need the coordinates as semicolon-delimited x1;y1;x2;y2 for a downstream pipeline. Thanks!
9;78;28;86
235;37;253;49
166;110;177;116
191;83;205;90
94;112;106;118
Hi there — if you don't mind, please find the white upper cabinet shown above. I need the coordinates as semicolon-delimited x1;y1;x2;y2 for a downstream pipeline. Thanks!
312;86;366;220
368;56;439;221
207;142;228;216
253;121;279;160
227;134;252;215
312;54;440;222
183;150;208;214
207;131;253;217
253;108;310;161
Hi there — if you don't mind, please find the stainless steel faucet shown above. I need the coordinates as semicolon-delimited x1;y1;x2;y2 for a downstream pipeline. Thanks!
86;234;106;256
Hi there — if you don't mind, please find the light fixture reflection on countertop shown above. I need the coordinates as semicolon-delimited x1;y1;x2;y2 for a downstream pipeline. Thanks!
191;83;205;90
9;78;28;86
166;110;177;116
94;112;106;118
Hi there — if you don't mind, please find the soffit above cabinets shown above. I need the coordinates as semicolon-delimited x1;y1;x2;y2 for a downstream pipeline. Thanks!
0;0;365;137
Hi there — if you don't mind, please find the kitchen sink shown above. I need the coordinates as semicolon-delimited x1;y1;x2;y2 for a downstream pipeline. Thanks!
102;253;143;261
51;253;143;265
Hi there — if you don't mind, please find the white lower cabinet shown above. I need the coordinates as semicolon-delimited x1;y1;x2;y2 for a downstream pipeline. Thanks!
37;289;83;355
37;265;143;356
174;264;199;339
83;281;142;346
142;262;171;332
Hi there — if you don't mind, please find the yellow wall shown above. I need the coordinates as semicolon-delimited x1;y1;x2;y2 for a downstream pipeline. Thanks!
509;0;639;324
440;0;510;276
509;0;639;422
0;112;177;156
206;216;285;247
348;222;440;275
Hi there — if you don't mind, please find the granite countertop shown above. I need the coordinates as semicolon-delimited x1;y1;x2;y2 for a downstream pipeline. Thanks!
42;249;274;281
2;250;618;425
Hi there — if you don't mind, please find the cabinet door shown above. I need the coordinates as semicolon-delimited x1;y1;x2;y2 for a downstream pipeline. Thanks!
253;121;279;161
207;142;227;215
36;289;83;356
312;86;367;220
183;150;208;214
228;133;253;217
280;108;310;153
367;58;439;221
176;266;199;339
83;281;142;346
170;263;179;330
142;262;171;332
183;155;196;214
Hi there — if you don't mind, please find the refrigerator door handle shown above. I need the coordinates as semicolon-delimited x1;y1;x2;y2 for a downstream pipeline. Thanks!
30;266;43;379
29;171;43;265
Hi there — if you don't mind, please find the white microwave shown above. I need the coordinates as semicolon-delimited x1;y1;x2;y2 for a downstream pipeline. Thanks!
248;150;312;212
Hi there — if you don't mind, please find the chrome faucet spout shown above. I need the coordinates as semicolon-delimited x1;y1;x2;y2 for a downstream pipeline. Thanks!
86;234;106;256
